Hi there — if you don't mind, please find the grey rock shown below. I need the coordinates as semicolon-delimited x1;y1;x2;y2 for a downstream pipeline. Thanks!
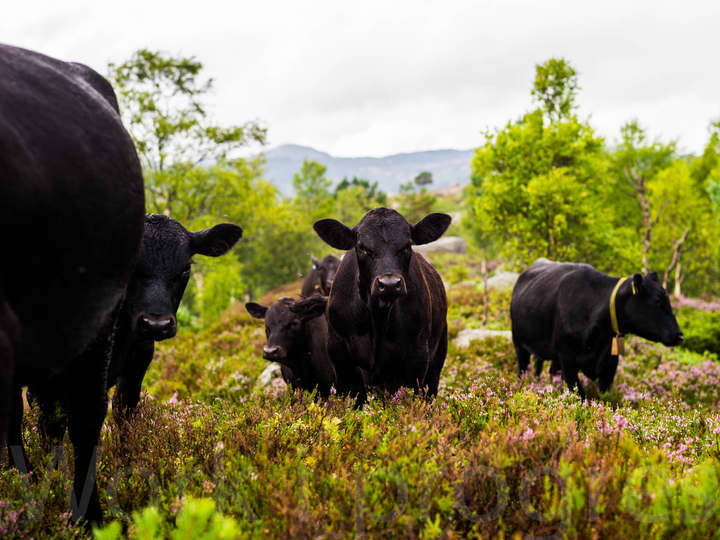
257;362;284;387
453;328;512;348
486;271;519;291
413;236;467;254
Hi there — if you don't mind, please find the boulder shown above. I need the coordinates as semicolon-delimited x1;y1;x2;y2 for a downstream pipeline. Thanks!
256;362;284;387
413;236;467;254
486;271;519;291
453;328;512;348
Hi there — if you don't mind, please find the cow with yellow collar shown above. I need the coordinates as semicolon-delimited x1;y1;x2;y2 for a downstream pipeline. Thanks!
510;258;684;398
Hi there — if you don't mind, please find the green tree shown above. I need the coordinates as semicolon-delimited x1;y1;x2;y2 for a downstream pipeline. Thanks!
648;161;720;297
334;176;387;205
531;57;579;122
691;120;720;187
414;171;434;187
397;180;437;223
467;58;620;269
108;49;265;171
292;159;334;222
609;120;676;272
108;49;266;215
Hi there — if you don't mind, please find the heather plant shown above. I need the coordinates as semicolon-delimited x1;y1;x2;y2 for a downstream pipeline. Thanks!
3;255;720;539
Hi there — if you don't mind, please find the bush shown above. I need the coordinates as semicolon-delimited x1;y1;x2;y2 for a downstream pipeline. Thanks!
676;307;720;356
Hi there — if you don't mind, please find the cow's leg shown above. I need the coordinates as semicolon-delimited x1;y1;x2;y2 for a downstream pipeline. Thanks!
63;321;114;525
424;326;448;398
598;354;619;393
559;354;585;400
30;388;68;467
112;341;154;420
7;387;30;472
548;358;562;376
0;296;20;467
533;356;544;377
514;339;531;377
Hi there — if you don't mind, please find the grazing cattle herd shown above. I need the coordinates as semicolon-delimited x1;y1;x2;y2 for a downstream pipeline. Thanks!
0;44;686;525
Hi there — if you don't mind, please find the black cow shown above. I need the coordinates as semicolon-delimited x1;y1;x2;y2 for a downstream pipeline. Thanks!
246;296;335;396
108;214;243;415
313;208;451;406
0;45;145;523
301;255;340;297
30;214;242;430
511;258;684;397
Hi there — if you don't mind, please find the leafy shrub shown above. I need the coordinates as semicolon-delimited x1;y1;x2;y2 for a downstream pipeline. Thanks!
676;307;720;356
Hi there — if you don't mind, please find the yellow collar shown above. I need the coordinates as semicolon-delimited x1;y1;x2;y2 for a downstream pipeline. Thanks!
610;277;628;335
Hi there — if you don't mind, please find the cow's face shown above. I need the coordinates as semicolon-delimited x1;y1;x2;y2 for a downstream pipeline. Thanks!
312;255;340;294
313;208;451;306
246;296;327;367
126;214;243;341
622;272;683;346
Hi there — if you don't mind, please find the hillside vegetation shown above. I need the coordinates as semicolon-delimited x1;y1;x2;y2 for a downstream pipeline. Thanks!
3;253;720;538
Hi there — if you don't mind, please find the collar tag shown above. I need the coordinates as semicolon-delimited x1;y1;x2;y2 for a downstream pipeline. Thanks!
612;336;625;356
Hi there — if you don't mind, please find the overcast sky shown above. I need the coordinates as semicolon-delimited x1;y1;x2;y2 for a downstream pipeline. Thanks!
3;0;719;157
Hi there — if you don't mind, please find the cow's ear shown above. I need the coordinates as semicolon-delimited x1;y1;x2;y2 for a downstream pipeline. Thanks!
290;296;327;321
632;273;644;294
311;256;321;269
313;219;356;250
647;271;659;283
411;213;452;245
245;302;268;319
191;223;243;257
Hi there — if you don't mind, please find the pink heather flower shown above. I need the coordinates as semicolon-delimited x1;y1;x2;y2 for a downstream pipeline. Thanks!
522;428;535;441
215;441;224;452
167;392;179;405
615;415;628;430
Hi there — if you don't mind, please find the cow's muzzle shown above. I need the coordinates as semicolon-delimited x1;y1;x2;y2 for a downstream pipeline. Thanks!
137;314;177;341
263;345;286;361
371;273;407;301
665;331;684;347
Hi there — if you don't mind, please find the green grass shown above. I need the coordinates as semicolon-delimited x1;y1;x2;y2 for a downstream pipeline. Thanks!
3;266;720;539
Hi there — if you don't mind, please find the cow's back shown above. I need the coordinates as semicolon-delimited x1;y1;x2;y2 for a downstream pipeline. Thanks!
510;259;591;359
0;44;144;382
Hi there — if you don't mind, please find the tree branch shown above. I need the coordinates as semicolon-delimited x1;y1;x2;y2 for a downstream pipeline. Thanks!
663;227;690;292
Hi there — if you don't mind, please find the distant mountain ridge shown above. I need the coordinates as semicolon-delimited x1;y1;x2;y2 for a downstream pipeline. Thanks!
260;144;474;194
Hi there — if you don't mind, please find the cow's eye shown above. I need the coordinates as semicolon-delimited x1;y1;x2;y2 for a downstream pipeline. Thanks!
357;245;373;257
290;320;301;329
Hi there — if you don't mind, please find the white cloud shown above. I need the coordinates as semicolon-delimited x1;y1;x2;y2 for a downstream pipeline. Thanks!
2;0;719;156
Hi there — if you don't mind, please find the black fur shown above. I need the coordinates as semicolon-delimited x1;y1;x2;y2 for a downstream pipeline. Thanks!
511;259;684;397
246;296;335;396
301;255;340;297
0;44;145;524
314;208;451;406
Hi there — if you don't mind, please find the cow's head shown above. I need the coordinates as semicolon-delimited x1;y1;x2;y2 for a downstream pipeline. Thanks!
126;214;243;341
621;272;684;346
311;255;340;294
245;296;327;367
313;208;451;306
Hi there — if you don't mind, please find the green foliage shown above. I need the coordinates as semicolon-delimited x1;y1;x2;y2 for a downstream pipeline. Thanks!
414;170;433;187
690;120;720;186
292;160;334;223
467;106;618;269
7;262;720;538
676;307;720;356
334;176;387;206
531;57;579;122
108;49;265;171
647;161;720;295
396;181;438;224
93;498;239;540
